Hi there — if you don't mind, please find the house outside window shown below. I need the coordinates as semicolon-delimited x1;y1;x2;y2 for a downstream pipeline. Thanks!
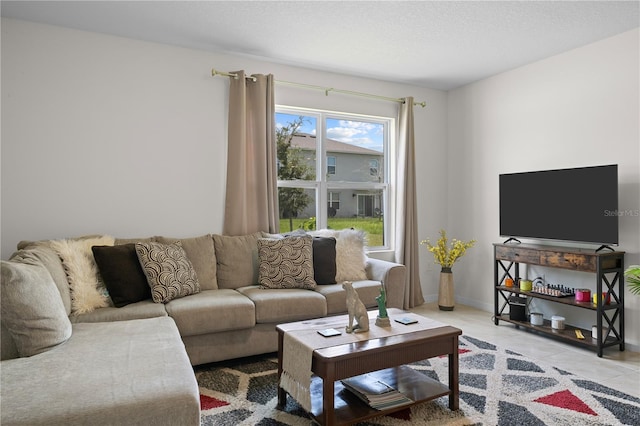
275;107;392;249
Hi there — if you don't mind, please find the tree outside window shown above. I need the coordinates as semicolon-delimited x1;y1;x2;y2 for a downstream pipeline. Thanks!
276;116;315;231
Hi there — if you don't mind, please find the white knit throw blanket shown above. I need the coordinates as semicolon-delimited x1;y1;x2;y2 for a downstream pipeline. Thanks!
280;313;441;412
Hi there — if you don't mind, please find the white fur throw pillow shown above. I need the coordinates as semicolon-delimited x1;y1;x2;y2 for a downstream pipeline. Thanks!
49;235;115;315
310;229;367;282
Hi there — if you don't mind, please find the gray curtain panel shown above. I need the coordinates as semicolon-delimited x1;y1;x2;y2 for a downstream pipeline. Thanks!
395;97;425;309
224;70;279;236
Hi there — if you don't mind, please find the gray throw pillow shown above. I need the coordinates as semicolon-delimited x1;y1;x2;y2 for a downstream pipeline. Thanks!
258;235;317;290
135;241;200;303
0;260;72;357
213;232;262;289
156;234;217;290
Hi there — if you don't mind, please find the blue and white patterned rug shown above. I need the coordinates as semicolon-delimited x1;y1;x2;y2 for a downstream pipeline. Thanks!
196;335;640;425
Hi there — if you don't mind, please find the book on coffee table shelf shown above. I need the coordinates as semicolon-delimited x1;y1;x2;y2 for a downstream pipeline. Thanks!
341;374;413;410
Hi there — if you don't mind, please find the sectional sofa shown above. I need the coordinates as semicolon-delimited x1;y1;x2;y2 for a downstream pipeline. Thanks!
0;229;406;425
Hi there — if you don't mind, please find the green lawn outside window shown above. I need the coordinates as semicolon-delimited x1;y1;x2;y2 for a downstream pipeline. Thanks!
278;217;384;247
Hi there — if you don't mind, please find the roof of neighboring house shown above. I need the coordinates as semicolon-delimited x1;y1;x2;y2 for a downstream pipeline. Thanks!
290;133;382;155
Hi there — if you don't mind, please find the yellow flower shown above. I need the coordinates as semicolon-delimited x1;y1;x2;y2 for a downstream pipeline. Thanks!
420;230;476;269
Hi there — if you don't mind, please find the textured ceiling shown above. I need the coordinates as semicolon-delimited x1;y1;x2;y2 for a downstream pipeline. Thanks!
2;1;639;90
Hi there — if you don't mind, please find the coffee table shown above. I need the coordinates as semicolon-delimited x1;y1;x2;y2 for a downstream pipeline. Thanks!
276;308;462;425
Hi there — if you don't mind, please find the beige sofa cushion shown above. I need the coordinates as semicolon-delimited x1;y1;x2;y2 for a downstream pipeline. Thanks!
70;300;168;323
213;233;261;289
16;234;105;250
9;245;72;315
237;285;327;323
157;234;218;290
1;260;72;357
1;322;19;360
0;317;200;426
114;237;157;245
165;289;255;336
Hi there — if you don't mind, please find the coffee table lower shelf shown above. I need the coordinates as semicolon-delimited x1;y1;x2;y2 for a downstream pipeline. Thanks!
308;365;450;425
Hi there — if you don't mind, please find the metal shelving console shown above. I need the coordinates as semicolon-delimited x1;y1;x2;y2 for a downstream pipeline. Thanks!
493;243;625;357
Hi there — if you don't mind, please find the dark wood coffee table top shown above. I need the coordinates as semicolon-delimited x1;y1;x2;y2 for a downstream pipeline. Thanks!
276;308;462;425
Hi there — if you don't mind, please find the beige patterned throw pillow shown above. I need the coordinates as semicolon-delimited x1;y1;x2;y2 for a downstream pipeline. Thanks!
258;235;316;290
135;241;200;303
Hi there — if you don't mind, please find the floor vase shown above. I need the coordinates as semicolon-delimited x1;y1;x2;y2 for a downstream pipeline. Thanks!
438;268;454;311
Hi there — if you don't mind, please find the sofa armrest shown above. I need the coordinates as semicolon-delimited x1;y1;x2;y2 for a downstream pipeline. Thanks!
365;258;406;309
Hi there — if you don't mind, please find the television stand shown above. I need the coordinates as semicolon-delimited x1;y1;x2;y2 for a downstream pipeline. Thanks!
493;243;625;357
595;245;615;253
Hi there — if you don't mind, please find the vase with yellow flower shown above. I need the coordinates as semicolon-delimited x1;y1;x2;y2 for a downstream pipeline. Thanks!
420;230;476;311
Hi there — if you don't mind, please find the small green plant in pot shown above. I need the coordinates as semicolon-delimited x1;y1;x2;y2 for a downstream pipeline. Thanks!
625;265;640;296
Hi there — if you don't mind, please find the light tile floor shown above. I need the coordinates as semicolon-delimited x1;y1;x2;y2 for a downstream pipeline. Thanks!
410;303;640;397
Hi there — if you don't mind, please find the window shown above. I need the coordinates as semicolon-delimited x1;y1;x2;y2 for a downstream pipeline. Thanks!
275;107;393;249
369;159;379;177
327;156;336;175
328;192;340;209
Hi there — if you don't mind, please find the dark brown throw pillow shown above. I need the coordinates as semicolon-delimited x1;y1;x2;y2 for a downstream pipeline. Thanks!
312;237;337;284
92;244;151;307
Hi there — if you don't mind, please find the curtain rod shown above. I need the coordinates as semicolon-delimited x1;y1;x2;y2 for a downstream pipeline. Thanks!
211;68;426;108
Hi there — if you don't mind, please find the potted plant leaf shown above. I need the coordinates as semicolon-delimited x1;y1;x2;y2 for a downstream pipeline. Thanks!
625;265;640;296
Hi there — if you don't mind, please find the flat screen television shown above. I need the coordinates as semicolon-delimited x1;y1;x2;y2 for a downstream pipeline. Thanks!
499;164;619;246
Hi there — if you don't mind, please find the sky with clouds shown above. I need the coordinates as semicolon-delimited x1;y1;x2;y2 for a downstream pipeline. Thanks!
276;112;384;152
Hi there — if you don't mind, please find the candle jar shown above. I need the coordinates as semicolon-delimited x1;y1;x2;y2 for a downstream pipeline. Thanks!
519;279;532;291
530;312;543;326
551;315;565;330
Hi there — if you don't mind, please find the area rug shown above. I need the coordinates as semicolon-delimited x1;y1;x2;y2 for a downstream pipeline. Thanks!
196;335;640;426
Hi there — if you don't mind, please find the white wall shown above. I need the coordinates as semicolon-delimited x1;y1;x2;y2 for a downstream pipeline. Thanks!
0;18;449;303
447;28;640;351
